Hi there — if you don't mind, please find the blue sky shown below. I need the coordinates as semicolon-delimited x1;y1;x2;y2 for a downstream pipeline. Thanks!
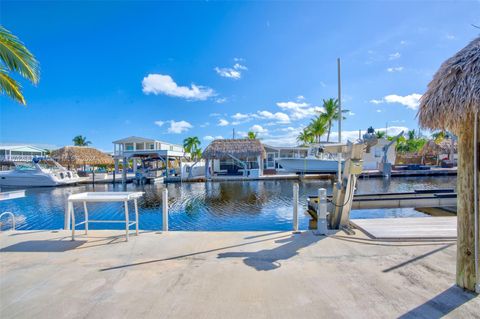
1;1;479;151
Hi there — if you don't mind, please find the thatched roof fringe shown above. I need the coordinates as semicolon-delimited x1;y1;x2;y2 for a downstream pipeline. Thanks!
51;146;113;166
418;36;480;133
202;139;266;160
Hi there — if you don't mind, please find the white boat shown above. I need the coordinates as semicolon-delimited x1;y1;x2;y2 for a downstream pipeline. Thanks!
0;158;79;187
276;147;344;173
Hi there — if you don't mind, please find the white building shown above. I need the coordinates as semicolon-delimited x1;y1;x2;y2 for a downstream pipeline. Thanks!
0;144;47;162
112;136;186;175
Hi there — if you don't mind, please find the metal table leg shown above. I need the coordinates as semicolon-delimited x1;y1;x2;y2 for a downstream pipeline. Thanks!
124;200;129;241
134;198;139;236
83;201;89;235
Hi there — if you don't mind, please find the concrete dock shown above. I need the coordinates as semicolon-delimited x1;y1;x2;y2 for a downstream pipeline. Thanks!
0;230;478;318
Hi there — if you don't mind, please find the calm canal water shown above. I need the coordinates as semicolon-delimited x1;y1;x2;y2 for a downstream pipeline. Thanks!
0;176;456;231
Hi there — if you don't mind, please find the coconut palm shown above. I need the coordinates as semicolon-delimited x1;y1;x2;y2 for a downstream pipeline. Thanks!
297;128;314;145
320;98;349;142
0;26;40;105
308;115;328;143
72;135;91;146
183;136;201;156
247;131;257;140
375;131;386;139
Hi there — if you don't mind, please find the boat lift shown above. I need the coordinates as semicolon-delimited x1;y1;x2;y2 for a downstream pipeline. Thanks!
306;141;457;234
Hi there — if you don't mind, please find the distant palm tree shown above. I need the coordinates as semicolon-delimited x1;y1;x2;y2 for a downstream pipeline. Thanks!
0;26;40;105
247;131;257;140
297;128;314;145
72;135;91;146
375;131;386;139
320;98;348;142
183;136;201;156
308;115;328;143
192;148;202;161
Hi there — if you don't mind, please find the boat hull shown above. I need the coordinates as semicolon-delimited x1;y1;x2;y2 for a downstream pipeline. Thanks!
0;171;78;187
276;158;344;173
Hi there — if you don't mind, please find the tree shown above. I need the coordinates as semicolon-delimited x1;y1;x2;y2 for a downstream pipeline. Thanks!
183;136;201;157
297;128;314;145
308;115;328;143
0;26;40;105
72;135;91;146
320;98;349;142
247;131;257;140
192;148;202;161
375;131;386;139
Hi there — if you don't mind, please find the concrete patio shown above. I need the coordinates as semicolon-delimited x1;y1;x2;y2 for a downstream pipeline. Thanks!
0;230;478;318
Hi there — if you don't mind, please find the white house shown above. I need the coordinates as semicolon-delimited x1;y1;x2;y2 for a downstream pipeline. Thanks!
112;136;186;175
0;144;46;162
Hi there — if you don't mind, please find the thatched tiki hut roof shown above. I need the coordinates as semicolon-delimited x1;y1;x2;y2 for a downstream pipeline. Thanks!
202;139;266;159
419;139;457;156
417;36;480;292
51;146;114;167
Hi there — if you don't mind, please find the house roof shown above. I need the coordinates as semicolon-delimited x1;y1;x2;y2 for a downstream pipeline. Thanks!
0;144;46;153
202;139;266;160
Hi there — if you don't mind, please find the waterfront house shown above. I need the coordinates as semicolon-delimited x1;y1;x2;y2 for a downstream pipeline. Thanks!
112;136;185;176
0;144;46;163
202;139;265;178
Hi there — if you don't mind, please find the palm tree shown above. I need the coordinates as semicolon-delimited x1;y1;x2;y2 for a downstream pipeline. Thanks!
247;131;257;140
297;128;314;145
72;135;91;146
375;131;386;139
308;115;328;143
0;26;40;105
320;98;348;142
183;136;201;156
192;148;202;161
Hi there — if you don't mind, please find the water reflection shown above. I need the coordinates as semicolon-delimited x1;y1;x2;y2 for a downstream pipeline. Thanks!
0;176;456;231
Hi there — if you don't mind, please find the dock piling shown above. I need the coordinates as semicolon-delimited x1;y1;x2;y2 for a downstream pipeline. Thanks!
293;183;299;233
162;188;169;232
316;188;328;235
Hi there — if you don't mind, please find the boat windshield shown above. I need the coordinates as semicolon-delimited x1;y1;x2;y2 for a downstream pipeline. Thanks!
15;163;37;171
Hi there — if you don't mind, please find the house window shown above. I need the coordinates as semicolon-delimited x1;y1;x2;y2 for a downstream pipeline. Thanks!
136;143;145;150
148;143;155;150
125;143;134;151
374;148;382;158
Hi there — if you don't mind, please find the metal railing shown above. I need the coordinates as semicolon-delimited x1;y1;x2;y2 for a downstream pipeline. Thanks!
0;212;15;231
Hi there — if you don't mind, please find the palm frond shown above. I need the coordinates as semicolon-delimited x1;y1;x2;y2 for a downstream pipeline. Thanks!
0;68;25;104
0;25;40;84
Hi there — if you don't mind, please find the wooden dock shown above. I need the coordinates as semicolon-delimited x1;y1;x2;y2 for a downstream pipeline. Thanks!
351;217;457;240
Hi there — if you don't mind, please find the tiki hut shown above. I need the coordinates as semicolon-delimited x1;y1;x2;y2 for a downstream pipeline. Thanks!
51;146;114;170
418;37;480;292
419;139;458;165
202;139;266;177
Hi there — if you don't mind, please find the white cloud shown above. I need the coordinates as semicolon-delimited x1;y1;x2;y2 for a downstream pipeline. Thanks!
297;95;305;100
214;60;248;79
348;111;355;116
204;135;224;141
389;52;401;60
276;101;323;120
250;124;268;133
400;40;407;45
200;122;210;128
446;34;455;40
214;67;241;79
154;120;165;127
370;93;421;110
215;97;227;104
218;119;229;126
233;63;247;70
167;120;193;134
232;113;250;120
257;110;290;123
376;109;382;113
387;66;404;72
142;74;215;100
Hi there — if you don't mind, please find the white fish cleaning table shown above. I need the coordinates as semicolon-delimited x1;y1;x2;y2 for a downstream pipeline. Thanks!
65;192;144;241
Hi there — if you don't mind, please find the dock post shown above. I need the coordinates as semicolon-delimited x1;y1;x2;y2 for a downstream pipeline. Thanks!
293;183;299;233
316;188;328;235
122;157;127;186
162;188;169;232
